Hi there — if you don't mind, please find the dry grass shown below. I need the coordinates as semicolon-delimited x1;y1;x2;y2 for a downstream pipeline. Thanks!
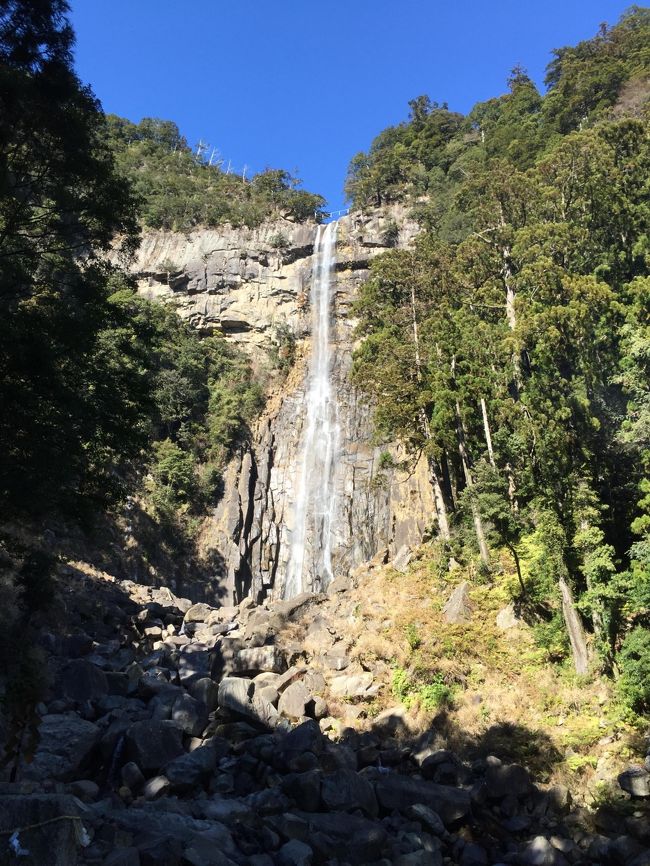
326;546;645;803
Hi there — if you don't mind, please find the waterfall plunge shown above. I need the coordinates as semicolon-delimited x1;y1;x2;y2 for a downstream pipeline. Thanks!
284;221;340;598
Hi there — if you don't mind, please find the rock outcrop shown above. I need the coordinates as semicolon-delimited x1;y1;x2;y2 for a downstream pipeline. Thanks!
122;207;435;602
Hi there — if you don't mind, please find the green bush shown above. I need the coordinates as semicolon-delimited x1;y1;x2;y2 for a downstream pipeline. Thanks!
617;627;650;712
405;622;422;650
418;677;454;711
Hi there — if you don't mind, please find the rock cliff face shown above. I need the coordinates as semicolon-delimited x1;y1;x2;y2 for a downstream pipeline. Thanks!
128;207;435;604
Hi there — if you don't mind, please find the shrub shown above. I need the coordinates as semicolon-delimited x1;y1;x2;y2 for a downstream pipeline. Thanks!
405;622;422;651
617;627;650;712
269;232;289;250
418;677;454;711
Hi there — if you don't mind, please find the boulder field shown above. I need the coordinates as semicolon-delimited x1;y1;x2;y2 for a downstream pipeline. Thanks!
1;569;648;866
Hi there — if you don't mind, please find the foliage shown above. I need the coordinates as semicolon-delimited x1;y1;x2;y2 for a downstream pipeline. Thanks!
346;10;650;216
617;627;650;712
350;9;650;680
270;322;298;374
106;116;326;230
391;666;454;711
405;622;422;650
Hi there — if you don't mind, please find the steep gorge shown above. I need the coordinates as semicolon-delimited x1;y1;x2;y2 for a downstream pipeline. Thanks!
124;207;434;603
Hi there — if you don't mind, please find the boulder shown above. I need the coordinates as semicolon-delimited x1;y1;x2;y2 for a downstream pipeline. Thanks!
273;593;326;621
125;720;184;774
143;775;170;800
277;839;313;866
496;603;522;630
395;853;442;866
59;659;108;703
320;768;378;817
278;720;324;772
103;848;141;866
121;761;145;790
618;767;650;798
189;677;219;712
22;714;100;781
171;693;208;737
293;811;387;863
392;545;413;573
485;759;532;800
164;745;217;791
184;603;214;624
278;681;312;719
406;803;446;836
373;773;471;824
442;581;472;624
329;672;374;698
232;646;286;675
70;779;99;802
282;770;322;812
218;676;253;715
520;836;569;866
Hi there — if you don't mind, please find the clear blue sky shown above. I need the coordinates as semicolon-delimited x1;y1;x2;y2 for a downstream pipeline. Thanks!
69;0;632;212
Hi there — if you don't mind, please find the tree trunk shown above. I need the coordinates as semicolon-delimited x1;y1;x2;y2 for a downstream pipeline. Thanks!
506;542;526;596
429;458;450;540
455;396;490;568
558;576;590;675
480;397;496;467
501;243;522;395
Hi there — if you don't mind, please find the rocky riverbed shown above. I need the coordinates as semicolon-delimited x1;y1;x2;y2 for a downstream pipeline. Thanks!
1;565;649;866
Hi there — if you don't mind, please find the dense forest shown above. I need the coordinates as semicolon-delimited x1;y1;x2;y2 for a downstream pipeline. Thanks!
0;0;270;717
350;9;650;709
105;115;326;231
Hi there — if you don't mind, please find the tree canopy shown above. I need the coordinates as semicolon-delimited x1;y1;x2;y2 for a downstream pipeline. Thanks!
351;8;650;704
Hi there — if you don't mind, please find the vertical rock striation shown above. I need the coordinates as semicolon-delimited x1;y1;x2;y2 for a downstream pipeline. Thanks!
125;207;435;603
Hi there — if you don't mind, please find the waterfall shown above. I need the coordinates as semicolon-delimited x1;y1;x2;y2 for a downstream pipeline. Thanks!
284;220;340;598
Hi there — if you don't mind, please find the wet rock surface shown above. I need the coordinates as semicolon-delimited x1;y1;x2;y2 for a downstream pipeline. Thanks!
1;574;648;866
121;208;436;603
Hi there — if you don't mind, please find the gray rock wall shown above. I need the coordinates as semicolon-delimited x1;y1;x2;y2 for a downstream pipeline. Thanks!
125;207;435;603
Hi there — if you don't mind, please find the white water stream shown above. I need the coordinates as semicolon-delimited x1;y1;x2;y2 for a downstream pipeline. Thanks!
284;221;340;598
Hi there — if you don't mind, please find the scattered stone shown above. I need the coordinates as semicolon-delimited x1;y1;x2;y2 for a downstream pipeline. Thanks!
188;677;219;712
278;681;312;719
392;545;413;573
520;835;569;866
496;602;522;630
171;692;208;736
125;720;184;774
277;839;313;866
184;602;214;623
60;659;109;703
442;581;472;624
142;774;170;799
619;767;650;798
22;714;100;781
330;672;374;698
232;645;286;675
